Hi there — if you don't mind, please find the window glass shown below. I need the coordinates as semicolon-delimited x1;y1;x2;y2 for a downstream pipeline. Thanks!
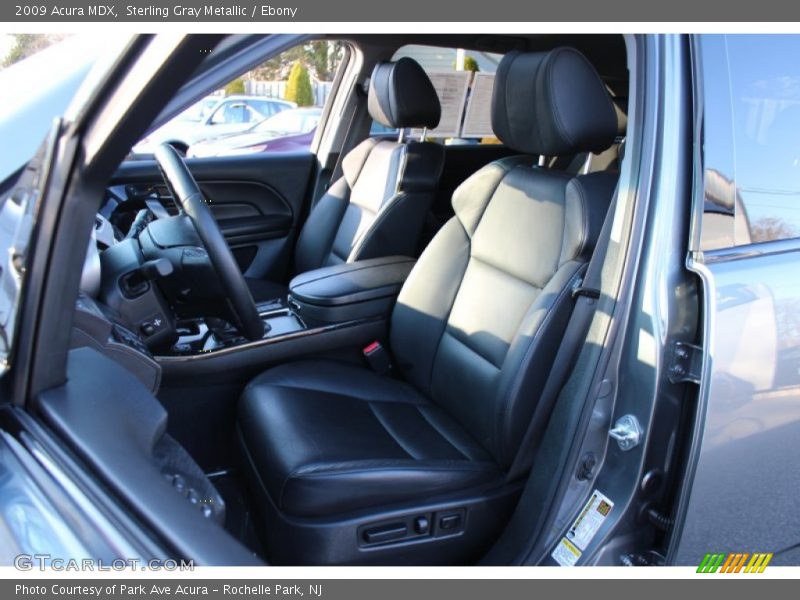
390;44;503;143
211;102;247;125
700;35;800;249
132;40;345;157
254;109;321;135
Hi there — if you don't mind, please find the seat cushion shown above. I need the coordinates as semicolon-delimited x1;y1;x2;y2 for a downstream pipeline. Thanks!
238;359;503;518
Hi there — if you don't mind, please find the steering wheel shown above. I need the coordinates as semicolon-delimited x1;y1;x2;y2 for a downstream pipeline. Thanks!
154;144;264;341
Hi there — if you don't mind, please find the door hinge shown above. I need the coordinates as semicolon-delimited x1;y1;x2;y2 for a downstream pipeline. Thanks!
668;341;702;384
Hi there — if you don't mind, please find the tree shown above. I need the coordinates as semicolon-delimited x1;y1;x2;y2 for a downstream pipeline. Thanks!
453;55;480;72
463;55;480;72
2;34;67;68
249;41;343;82
284;62;314;106
307;40;344;81
224;77;246;96
750;217;798;243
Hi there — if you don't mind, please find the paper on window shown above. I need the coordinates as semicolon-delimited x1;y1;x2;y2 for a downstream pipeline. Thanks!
461;72;496;138
410;71;472;139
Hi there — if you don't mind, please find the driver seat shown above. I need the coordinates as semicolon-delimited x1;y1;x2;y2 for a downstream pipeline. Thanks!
237;48;619;564
246;58;444;302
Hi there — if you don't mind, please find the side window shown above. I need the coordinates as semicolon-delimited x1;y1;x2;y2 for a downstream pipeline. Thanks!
700;35;800;250
131;40;346;157
210;102;246;125
387;44;503;143
250;100;279;119
242;105;264;124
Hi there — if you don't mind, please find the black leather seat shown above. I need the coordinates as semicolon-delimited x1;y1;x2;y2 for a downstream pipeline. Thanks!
246;58;445;302
238;47;619;564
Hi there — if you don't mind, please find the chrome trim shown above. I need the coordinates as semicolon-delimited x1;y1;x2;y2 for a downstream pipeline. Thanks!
701;235;800;264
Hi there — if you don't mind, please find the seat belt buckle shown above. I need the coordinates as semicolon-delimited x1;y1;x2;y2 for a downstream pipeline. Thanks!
363;341;392;375
571;277;600;300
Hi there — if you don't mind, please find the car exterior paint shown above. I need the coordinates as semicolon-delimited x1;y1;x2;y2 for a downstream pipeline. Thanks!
186;107;322;157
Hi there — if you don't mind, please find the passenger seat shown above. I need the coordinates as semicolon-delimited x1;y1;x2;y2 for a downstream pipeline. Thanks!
246;58;445;302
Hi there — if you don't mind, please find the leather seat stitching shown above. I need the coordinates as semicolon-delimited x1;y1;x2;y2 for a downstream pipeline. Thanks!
367;402;424;460
416;405;479;461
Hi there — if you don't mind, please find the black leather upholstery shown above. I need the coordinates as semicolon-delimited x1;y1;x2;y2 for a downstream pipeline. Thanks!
238;47;619;564
293;137;444;273
491;48;617;156
368;58;441;129
289;256;415;307
239;360;502;518
391;160;616;467
247;58;444;302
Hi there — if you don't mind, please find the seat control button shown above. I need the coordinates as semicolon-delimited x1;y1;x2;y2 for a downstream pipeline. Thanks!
363;523;408;544
414;516;430;535
439;513;462;531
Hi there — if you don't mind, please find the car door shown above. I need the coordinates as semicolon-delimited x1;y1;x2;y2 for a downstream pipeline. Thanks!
674;34;800;566
111;151;315;284
115;40;351;286
1;34;267;565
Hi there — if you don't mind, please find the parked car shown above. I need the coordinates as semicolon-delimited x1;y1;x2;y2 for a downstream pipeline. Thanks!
132;95;295;156
1;32;799;569
187;109;399;158
187;107;323;157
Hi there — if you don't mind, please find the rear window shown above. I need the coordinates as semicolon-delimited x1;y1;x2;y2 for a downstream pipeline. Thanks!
699;35;800;250
389;44;503;143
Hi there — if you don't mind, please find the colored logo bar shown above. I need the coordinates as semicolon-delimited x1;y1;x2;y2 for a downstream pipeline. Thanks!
697;552;773;573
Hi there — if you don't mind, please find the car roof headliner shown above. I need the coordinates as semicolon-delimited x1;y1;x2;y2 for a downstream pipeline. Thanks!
325;33;628;93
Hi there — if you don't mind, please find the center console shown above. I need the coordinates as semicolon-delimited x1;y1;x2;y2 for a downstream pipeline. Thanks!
287;255;415;326
73;256;416;386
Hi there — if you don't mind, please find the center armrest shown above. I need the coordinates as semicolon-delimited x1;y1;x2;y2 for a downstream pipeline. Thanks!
288;256;415;324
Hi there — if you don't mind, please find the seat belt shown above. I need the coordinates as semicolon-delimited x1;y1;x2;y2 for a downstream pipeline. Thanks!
326;81;369;189
505;193;617;483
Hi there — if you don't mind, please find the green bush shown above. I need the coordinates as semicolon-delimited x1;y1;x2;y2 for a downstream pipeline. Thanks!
224;78;246;96
284;62;314;107
463;56;480;72
453;55;480;72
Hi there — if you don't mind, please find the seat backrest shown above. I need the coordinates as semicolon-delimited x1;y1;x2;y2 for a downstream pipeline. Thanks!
389;48;619;469
294;58;444;274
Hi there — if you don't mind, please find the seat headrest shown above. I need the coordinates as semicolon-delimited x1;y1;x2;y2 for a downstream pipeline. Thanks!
368;58;441;130
491;48;617;156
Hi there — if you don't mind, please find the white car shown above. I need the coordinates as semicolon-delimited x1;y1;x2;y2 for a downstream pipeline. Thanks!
132;95;295;155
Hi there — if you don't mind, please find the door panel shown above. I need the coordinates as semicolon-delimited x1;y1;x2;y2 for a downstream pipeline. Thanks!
111;152;315;281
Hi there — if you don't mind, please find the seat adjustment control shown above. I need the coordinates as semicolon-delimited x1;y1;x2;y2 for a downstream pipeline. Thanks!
362;523;408;544
414;516;430;535
438;512;462;531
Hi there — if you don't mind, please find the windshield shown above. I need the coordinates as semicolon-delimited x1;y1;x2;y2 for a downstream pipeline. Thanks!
0;33;127;373
253;110;320;135
0;34;111;181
